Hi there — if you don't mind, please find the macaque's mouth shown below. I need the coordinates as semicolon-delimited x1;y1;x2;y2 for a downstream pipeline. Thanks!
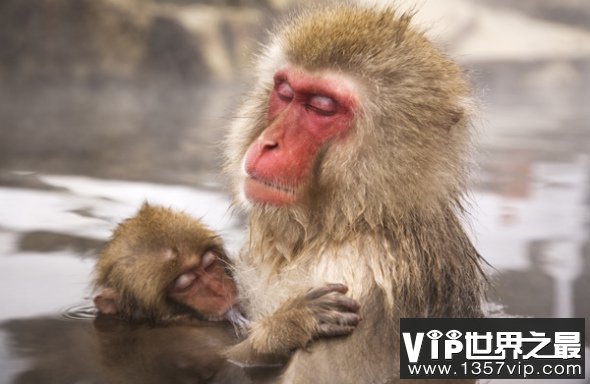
248;175;296;194
224;305;249;328
244;175;298;205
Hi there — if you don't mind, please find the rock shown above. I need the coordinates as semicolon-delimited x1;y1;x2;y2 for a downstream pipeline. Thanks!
0;0;281;84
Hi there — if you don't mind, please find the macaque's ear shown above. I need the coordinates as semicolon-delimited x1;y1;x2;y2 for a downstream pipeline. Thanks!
94;288;121;315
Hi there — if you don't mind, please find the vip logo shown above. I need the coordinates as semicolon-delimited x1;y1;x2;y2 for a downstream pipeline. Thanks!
399;318;585;380
402;329;464;363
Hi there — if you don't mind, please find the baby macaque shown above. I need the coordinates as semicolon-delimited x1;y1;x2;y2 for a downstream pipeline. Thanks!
93;203;239;324
93;203;360;366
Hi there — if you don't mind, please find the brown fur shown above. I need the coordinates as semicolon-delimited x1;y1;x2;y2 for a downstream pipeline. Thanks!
93;203;361;369
93;202;227;322
226;4;485;383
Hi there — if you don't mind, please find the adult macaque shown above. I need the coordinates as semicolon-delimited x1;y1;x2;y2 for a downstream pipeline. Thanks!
225;4;486;383
93;203;360;367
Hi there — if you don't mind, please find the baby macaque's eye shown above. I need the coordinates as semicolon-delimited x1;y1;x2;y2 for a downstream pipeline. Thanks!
172;272;196;292
201;251;217;272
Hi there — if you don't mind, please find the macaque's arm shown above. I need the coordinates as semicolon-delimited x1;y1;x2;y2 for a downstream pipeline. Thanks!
224;284;360;367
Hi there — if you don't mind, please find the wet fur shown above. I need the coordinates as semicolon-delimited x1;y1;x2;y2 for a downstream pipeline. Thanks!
226;3;485;383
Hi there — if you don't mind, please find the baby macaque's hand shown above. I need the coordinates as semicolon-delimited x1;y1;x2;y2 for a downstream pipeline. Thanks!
224;283;361;367
303;283;361;339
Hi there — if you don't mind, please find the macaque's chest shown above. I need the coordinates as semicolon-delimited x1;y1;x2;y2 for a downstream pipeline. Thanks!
235;244;378;321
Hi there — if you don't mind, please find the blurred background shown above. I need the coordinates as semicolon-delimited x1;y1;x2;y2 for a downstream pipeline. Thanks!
0;0;588;383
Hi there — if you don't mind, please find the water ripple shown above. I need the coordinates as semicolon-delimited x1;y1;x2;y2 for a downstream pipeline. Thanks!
61;302;97;320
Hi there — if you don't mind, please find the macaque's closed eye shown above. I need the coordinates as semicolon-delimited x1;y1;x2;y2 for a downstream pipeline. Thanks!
276;82;294;101
171;250;217;293
200;250;217;271
305;95;337;116
171;271;197;293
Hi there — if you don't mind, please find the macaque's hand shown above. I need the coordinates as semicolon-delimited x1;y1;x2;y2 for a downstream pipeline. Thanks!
300;283;361;339
224;283;360;367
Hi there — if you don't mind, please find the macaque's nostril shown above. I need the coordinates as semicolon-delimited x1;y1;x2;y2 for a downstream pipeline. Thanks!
262;139;278;150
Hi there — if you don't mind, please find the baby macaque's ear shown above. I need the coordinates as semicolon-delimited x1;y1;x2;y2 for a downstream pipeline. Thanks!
94;288;121;315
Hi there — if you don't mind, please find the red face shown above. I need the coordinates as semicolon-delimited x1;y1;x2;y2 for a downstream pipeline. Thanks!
169;251;237;320
243;66;358;206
